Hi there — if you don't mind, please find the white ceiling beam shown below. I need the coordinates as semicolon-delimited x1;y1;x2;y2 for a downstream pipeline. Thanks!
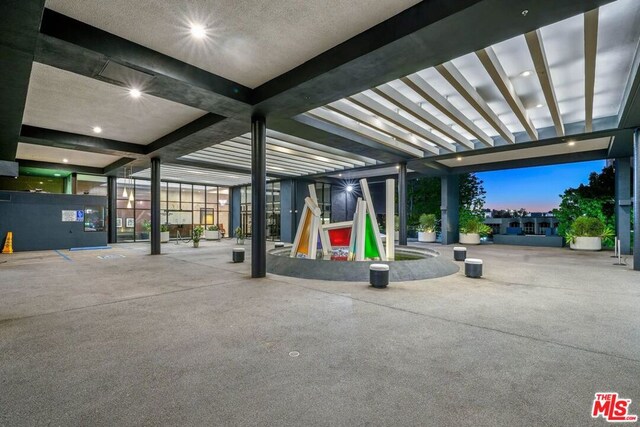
401;75;494;147
373;84;475;149
436;62;515;144
525;30;565;137
584;8;599;133
265;130;377;165
226;139;345;170
326;99;446;154
306;109;425;158
235;134;360;168
348;93;456;152
476;47;538;140
184;152;313;175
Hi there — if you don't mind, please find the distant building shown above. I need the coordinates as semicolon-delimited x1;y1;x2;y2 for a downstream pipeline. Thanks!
484;215;559;236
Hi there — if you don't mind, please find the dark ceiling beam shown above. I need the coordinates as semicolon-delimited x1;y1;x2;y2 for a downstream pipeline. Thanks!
618;32;640;129
145;113;226;156
20;125;146;157
252;0;614;117
36;9;252;117
451;149;610;175
17;159;104;175
103;157;138;175
271;116;409;164
0;0;46;161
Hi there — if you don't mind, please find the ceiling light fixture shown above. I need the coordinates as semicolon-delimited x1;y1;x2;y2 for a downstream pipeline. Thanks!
521;9;529;16
568;141;576;146
190;24;207;39
129;88;141;98
457;156;463;161
521;70;532;77
536;103;544;108
62;158;68;163
93;126;102;134
54;173;61;177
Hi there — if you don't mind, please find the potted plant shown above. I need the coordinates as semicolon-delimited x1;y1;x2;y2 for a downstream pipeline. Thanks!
566;217;612;251
141;219;151;240
205;224;220;240
459;216;491;245
161;224;170;243
192;226;204;248
235;226;245;245
417;213;437;242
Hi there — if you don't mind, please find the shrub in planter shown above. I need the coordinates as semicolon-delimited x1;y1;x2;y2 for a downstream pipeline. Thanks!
160;224;170;243
205;224;220;240
459;217;491;245
417;213;437;242
235;226;245;244
566;217;612;251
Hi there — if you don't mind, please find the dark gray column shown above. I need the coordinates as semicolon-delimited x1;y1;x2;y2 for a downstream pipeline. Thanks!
441;175;460;245
107;176;117;244
71;173;78;194
615;158;632;255
150;158;161;255
398;162;407;245
251;116;267;278
634;129;640;270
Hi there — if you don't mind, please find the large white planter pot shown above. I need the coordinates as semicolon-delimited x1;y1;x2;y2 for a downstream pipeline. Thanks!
394;231;399;241
160;231;170;243
570;236;601;251
418;231;436;242
459;233;481;245
205;230;220;240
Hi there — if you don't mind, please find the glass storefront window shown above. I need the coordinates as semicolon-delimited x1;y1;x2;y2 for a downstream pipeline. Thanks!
84;206;105;232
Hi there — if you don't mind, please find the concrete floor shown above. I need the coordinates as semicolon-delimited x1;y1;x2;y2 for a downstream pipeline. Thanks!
0;240;638;426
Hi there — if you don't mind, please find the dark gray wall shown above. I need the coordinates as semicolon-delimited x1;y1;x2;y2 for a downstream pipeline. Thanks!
0;191;107;251
279;180;295;243
230;186;241;236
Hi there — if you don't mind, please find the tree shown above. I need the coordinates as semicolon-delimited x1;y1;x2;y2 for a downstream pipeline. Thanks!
552;165;615;237
406;173;486;226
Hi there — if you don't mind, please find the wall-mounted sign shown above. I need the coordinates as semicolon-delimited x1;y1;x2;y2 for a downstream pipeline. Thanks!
62;210;84;222
116;218;122;228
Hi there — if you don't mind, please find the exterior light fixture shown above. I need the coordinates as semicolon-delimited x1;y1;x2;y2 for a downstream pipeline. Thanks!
396;165;400;169
568;141;576;146
521;70;532;77
522;9;529;16
93;126;102;134
129;88;141;98
190;24;206;39
346;185;354;193
457;156;463;161
62;158;68;163
536;104;544;108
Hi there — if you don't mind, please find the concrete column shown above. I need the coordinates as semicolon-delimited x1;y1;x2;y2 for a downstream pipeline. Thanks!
107;176;117;244
615;158;632;255
150;158;161;255
398;162;407;246
71;173;78;195
251;115;267;278
633;129;640;271
440;175;459;245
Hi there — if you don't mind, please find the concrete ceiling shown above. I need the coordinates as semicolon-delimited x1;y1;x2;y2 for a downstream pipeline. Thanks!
45;0;421;88
23;63;207;145
17;142;120;168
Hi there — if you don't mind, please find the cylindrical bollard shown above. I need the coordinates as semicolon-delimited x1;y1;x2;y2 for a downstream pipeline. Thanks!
369;264;390;288
232;248;245;263
453;246;467;261
464;258;483;278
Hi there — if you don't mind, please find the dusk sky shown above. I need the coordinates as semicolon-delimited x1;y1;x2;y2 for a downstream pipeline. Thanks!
477;160;607;213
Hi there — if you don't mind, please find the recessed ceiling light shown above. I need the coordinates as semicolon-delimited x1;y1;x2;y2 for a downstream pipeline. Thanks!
93;126;102;134
338;173;342;177
522;9;529;16
568;141;576;146
54;173;61;177
190;24;207;39
129;88;141;98
62;158;69;163
521;70;532;77
457;156;463;161
39;181;43;185
396;165;400;169
535;104;544;108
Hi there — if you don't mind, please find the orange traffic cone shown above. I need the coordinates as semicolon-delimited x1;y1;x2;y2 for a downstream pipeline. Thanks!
2;232;13;254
